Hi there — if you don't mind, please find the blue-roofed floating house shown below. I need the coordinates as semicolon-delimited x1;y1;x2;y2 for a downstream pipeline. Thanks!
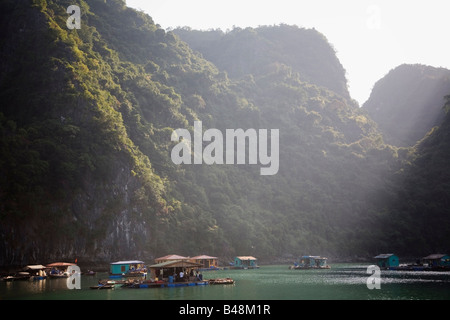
110;260;147;277
374;254;399;269
231;256;259;269
422;254;450;270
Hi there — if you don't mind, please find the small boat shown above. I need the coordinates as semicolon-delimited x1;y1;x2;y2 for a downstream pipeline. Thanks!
290;256;331;269
48;272;69;278
91;279;117;289
46;262;77;278
1;272;31;281
90;283;115;289
84;270;96;276
2;276;15;282
208;278;235;285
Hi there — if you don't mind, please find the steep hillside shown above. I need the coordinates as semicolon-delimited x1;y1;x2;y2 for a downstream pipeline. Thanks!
173;25;351;101
0;0;170;264
374;96;450;255
362;64;450;147
0;0;423;267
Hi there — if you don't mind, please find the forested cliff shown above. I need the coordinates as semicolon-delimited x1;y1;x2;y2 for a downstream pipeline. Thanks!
0;0;448;267
362;64;450;147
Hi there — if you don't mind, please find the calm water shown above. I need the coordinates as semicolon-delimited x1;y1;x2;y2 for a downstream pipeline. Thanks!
1;264;450;300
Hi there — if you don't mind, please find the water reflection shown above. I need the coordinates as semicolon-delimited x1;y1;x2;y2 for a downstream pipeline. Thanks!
1;264;449;300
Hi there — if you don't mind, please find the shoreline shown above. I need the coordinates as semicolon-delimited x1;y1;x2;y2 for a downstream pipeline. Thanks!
0;254;431;275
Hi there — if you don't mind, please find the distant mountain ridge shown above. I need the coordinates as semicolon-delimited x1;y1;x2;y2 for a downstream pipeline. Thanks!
0;0;449;267
173;25;351;101
362;64;450;147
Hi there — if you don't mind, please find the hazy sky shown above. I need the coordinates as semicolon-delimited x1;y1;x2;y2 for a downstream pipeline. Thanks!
125;0;450;105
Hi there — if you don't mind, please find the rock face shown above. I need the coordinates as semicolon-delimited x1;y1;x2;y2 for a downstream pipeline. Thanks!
0;0;166;267
0;159;154;266
362;64;450;147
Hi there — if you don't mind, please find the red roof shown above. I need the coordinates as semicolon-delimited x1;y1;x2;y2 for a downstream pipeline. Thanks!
191;255;218;260
46;262;77;267
155;254;189;261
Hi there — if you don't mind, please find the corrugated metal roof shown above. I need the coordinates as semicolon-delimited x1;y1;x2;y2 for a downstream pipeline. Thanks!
110;260;145;265
236;256;257;260
25;265;47;270
423;254;448;260
149;260;203;268
46;262;77;267
191;255;218;260
155;254;189;261
374;254;396;259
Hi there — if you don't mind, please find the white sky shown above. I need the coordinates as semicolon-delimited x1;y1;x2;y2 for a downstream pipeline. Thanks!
125;0;450;105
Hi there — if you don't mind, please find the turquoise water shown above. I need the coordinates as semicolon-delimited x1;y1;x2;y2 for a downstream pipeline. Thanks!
1;264;450;300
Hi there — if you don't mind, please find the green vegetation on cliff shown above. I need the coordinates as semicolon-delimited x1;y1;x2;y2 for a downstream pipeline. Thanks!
363;64;450;147
0;0;448;266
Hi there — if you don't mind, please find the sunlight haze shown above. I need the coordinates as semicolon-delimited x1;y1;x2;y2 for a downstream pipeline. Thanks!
126;0;450;105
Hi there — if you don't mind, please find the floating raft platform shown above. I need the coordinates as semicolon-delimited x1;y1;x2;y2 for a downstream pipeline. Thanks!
90;284;115;289
98;278;235;289
123;280;210;288
208;278;235;285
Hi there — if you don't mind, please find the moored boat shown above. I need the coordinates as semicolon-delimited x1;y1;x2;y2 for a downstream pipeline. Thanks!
1;272;31;281
373;253;450;271
83;270;97;276
46;262;77;278
90;283;115;289
208;278;235;285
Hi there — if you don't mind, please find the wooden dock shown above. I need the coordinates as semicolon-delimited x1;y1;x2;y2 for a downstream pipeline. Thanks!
97;277;234;289
122;280;209;288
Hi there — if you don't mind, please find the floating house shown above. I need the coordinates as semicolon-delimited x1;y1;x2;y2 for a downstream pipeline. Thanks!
109;260;146;277
374;254;399;269
46;262;77;278
232;256;259;269
2;265;49;281
23;265;48;280
191;255;219;270
155;254;189;264
422;254;450;269
148;259;204;282
291;256;330;269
